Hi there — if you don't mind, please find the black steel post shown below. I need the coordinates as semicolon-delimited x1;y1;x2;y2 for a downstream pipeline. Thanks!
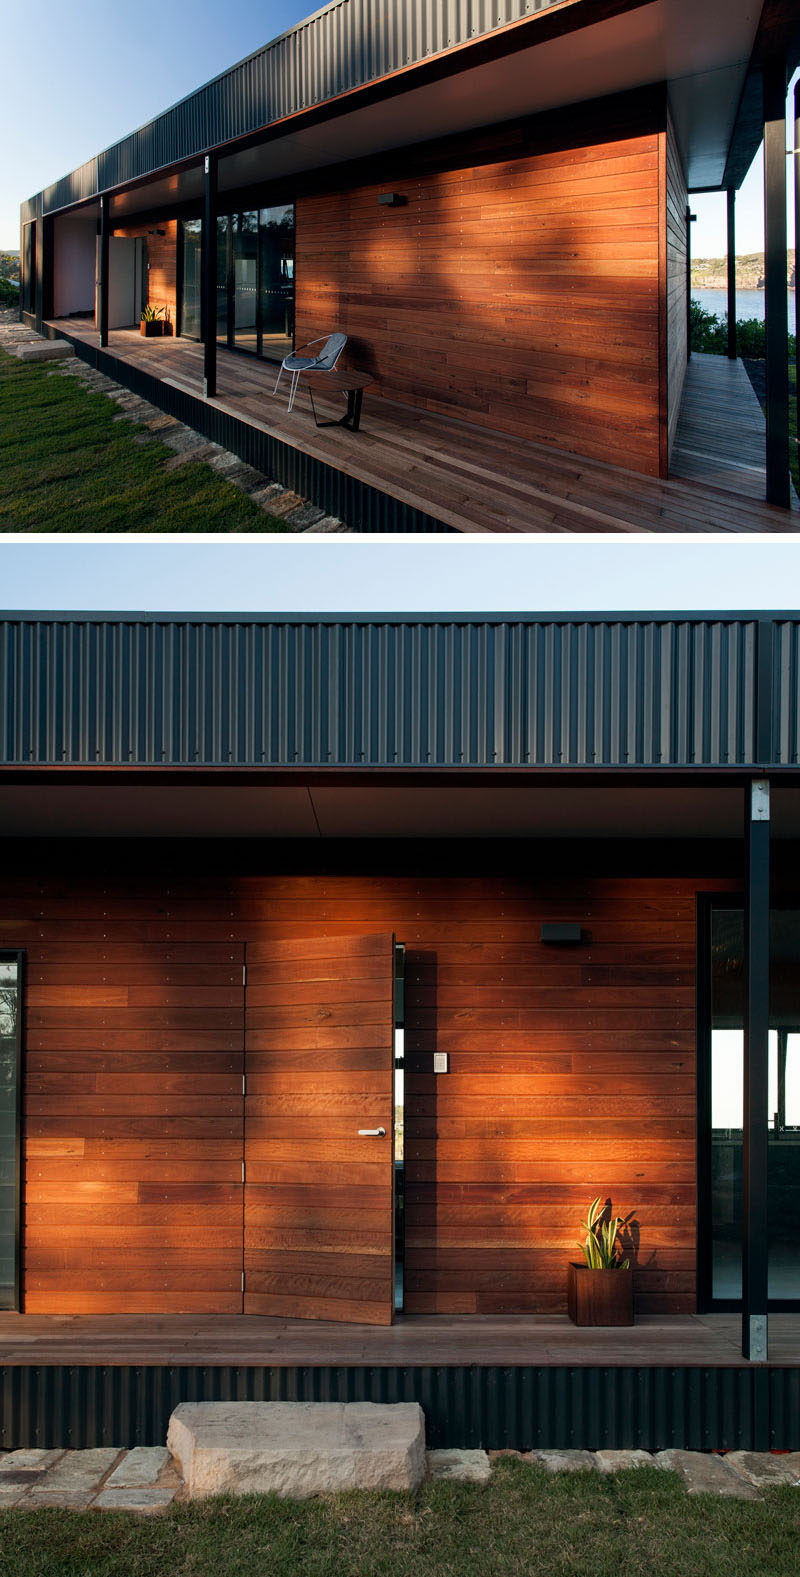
727;188;737;359
763;55;790;509
742;778;770;1362
686;205;696;359
99;194;110;350
203;154;217;399
34;217;44;333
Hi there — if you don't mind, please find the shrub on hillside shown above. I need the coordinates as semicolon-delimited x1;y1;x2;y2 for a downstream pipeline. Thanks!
0;278;19;308
689;299;796;360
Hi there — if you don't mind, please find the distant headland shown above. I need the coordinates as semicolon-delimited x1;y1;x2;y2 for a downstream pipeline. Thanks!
691;250;796;291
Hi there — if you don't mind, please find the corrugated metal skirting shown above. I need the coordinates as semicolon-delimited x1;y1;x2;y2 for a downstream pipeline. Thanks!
2;1365;799;1452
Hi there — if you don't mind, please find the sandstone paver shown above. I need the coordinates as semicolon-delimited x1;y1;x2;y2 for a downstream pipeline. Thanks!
529;1450;598;1472
724;1450;800;1488
427;1449;491;1483
595;1449;654;1472
105;1447;171;1488
656;1449;762;1499
92;1485;179;1514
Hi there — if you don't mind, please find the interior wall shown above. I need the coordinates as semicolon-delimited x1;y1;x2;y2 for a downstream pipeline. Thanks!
53;217;96;317
294;91;665;476
112;219;178;323
0;844;734;1318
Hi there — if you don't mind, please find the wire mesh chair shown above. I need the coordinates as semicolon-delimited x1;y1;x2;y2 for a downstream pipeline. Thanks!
273;333;347;413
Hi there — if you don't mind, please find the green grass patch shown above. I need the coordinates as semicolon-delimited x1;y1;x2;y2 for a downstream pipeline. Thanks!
0;346;291;532
1;1462;800;1577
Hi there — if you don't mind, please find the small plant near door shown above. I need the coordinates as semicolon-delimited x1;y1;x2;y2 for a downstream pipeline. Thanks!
567;1197;634;1327
140;305;166;337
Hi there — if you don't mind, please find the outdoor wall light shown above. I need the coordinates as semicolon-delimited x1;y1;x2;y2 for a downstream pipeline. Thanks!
148;228;167;236
540;924;583;945
378;193;406;207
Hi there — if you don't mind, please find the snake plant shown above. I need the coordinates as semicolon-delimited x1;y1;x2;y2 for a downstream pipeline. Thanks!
578;1197;630;1270
140;304;165;323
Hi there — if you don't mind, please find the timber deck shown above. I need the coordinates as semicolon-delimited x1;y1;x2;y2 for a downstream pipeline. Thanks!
1;1312;798;1367
45;319;797;535
671;350;789;502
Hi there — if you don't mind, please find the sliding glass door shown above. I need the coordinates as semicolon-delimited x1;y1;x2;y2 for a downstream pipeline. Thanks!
180;219;202;339
259;205;294;363
707;906;800;1305
212;205;294;362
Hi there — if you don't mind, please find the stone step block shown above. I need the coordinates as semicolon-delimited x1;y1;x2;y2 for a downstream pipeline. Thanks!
13;340;75;362
167;1401;426;1500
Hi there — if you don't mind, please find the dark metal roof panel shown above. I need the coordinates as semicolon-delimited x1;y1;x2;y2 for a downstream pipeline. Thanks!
0;616;779;770
31;0;567;213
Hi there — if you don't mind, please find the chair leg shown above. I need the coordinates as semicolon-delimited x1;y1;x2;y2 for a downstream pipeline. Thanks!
273;367;285;396
288;371;300;414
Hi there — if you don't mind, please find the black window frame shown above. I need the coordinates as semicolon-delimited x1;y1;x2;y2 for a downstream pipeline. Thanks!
697;893;800;1313
0;951;24;1313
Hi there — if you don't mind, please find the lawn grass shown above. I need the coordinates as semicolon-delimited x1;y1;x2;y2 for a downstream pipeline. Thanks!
1;1461;799;1577
0;346;291;532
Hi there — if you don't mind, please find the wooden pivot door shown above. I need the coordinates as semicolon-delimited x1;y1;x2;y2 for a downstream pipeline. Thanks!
24;942;245;1314
244;933;396;1325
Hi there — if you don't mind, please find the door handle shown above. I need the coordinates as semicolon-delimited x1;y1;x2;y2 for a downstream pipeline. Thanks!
358;1128;387;1137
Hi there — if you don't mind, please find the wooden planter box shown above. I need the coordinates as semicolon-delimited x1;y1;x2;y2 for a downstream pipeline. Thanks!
140;320;163;337
567;1263;634;1327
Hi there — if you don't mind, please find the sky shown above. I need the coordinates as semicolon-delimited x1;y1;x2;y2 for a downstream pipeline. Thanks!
2;540;800;615
0;1;796;256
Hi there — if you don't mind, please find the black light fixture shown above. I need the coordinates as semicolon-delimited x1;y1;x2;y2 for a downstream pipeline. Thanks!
540;924;583;945
378;193;406;207
148;228;166;237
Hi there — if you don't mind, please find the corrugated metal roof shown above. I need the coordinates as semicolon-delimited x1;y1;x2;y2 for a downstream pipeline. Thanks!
29;0;565;216
0;614;794;771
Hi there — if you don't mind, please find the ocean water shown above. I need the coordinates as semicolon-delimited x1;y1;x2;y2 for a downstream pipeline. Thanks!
693;287;796;333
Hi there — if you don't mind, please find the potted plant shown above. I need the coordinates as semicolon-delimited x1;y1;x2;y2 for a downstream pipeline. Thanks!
162;304;174;337
567;1197;634;1327
140;305;165;338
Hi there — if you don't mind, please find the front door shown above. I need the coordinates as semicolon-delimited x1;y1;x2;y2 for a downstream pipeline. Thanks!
243;933;396;1324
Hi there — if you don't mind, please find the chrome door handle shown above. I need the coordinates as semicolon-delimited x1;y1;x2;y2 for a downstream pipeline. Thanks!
358;1128;386;1137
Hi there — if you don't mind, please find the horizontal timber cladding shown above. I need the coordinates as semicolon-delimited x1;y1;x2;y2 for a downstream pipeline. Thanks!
664;105;688;462
23;941;246;1314
244;933;396;1324
3;848;727;1317
2;1365;799;1453
112;222;177;321
294;94;665;474
0;615;764;768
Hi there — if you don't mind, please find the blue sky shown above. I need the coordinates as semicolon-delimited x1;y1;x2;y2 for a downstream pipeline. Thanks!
1;541;799;615
0;1;795;257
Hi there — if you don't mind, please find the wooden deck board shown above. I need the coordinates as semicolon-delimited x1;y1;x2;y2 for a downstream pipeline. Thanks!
670;351;796;504
46;321;798;534
0;1311;798;1367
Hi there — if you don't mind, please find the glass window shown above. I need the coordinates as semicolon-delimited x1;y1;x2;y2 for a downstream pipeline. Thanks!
216;215;230;343
233;212;259;353
22;224;36;316
180;219;202;340
259;205;295;363
710;909;800;1301
0;957;20;1311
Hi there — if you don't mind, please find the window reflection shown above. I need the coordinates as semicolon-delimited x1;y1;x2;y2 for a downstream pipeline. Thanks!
710;910;800;1301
